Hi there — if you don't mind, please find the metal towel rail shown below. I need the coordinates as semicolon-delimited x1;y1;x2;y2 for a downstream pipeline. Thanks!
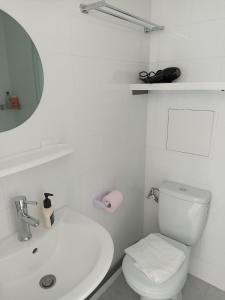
80;1;164;33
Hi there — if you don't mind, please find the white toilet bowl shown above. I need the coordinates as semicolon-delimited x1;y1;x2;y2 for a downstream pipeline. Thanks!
122;234;190;300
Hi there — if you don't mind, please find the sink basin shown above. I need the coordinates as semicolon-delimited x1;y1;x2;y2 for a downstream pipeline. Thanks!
0;206;114;300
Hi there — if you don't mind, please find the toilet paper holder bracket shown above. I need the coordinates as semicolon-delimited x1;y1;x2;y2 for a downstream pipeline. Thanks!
94;191;112;209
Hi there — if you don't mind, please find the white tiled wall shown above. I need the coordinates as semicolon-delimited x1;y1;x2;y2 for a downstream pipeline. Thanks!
166;109;215;157
145;0;225;291
0;0;149;266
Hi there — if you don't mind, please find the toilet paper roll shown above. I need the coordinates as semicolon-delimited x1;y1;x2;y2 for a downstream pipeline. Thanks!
102;191;123;213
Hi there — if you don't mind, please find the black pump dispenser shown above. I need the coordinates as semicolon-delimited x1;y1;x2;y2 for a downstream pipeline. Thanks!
43;193;54;208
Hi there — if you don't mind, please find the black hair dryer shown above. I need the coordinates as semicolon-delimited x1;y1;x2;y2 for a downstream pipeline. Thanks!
139;67;181;84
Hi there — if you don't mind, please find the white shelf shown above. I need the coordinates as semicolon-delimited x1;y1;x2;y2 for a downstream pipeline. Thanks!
0;144;73;179
130;82;225;94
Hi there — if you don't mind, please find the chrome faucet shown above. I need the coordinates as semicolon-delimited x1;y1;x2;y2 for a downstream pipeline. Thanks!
13;196;40;241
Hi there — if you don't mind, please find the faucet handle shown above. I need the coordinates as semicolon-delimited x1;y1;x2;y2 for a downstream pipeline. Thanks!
12;196;37;205
12;195;27;203
12;196;38;213
24;200;38;206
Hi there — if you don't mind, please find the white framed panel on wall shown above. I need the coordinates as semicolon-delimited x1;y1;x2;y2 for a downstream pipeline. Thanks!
166;108;215;157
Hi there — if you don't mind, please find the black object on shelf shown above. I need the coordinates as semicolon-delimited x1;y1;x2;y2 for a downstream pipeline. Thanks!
139;67;181;84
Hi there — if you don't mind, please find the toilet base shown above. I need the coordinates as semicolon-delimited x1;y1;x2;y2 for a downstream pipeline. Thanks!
140;291;182;300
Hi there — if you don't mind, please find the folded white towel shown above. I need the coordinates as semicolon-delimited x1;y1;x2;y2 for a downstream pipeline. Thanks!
125;234;185;284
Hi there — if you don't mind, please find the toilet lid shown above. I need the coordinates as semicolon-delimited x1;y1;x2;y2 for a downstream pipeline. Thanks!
122;234;190;299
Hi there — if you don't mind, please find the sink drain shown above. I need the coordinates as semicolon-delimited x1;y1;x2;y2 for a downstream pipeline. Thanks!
39;274;56;289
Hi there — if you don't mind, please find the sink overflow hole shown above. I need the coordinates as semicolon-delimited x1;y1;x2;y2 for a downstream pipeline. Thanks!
39;274;56;289
32;248;38;254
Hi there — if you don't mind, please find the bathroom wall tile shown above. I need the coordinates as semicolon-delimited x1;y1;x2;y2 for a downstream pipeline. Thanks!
192;0;225;23
71;55;146;89
151;0;193;27
218;58;225;81
189;19;225;59
167;109;215;157
70;13;150;64
0;183;8;212
157;25;192;62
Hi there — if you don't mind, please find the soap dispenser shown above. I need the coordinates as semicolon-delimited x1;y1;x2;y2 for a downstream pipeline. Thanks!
42;193;54;228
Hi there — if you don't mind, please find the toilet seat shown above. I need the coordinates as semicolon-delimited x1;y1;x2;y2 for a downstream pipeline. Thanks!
122;234;191;300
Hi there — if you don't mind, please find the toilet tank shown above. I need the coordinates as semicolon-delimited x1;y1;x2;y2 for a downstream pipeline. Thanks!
158;181;211;246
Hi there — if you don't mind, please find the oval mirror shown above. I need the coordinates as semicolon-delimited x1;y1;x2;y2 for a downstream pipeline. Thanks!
0;10;44;132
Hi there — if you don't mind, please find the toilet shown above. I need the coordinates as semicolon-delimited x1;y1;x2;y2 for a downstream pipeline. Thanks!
122;181;211;300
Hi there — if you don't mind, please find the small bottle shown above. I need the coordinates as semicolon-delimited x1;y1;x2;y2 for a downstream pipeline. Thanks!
9;95;21;110
42;193;54;228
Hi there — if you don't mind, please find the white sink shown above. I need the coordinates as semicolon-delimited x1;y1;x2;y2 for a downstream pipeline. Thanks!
0;207;114;300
